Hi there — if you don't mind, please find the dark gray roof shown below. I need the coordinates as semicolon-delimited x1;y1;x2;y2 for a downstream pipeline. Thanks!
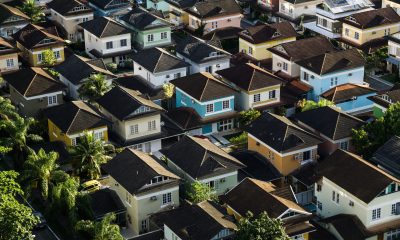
114;75;164;100
121;7;169;31
45;101;109;135
321;214;371;240
3;67;66;97
128;230;164;240
13;24;65;49
0;3;29;25
89;0;130;10
0;37;18;55
294;106;365;141
161;135;245;180
79;17;130;38
131;48;189;73
30;141;71;166
321;83;376;103
165;0;198;9
102;148;179;195
369;88;400;108
47;0;93;16
186;0;241;18
371;136;400;179
238;22;297;44
88;188;125;220
246;113;322;153
317;149;400;203
96;85;164;121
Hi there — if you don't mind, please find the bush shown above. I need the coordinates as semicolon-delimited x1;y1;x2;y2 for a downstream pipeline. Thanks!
106;63;118;73
229;132;247;145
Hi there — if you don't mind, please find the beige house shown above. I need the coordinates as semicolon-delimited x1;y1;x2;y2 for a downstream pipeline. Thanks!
103;148;180;236
0;37;18;74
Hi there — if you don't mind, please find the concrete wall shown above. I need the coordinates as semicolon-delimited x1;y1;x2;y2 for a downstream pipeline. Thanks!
0;52;18;73
50;9;93;42
342;22;400;46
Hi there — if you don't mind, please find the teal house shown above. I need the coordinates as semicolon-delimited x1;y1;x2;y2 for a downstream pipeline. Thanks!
146;0;170;13
119;7;171;50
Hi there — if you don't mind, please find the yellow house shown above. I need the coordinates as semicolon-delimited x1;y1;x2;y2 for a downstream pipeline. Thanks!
340;7;400;52
238;22;297;60
382;0;400;15
46;101;109;146
13;24;66;67
246;113;321;175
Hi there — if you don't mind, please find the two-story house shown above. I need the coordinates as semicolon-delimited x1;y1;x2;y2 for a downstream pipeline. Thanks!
165;0;198;27
3;67;66;117
269;36;336;78
185;0;242;35
0;37;18;74
45;101;109;146
316;149;400;240
55;54;116;99
221;177;315;239
339;8;400;52
131;47;189;87
246;112;322;175
96;85;166;152
238;22;297;60
88;0;131;18
0;3;30;39
216;63;284;111
119;7;172;49
368;87;400;118
160;135;245;195
102;148;180;235
277;0;323;25
79;17;133;64
387;32;400;75
175;35;231;74
47;0;94;42
13;24;66;67
171;72;237;135
296;48;366;100
303;0;374;39
294;106;364;157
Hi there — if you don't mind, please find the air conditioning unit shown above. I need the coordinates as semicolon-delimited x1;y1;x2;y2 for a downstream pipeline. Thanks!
150;196;157;201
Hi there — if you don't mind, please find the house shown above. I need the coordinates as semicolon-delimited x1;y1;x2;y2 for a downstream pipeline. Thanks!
0;37;18;74
303;0;374;39
47;0;94;42
55;54;116;99
79;17;133;64
383;0;400;15
216;63;284;111
294;106;364;157
119;7;172;49
238;22;297;60
102;148;180;235
220;177;315;239
277;0;322;24
296;48;366;100
13;24;66;67
130;47;189;87
88;0;131;17
175;35;231;74
0;3;30;38
160;135;245;195
88;188;126;223
371;136;400;179
387;32;400;75
45;101;109;146
96;85;167;152
368;87;400;118
165;0;198;27
339;8;400;52
3;67;66;117
246;112;322;175
320;83;376;114
315;149;400;240
269;36;336;78
152;200;236;240
171;72;237;135
146;0;170;13
185;0;242;35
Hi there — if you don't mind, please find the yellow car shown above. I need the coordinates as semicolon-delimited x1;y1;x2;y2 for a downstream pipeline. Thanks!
80;180;101;193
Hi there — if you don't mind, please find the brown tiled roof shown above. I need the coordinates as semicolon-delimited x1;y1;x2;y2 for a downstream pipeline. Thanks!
321;83;376;103
368;88;400;108
13;23;65;49
321;214;372;239
47;0;93;16
0;3;29;24
341;7;400;29
239;22;297;44
185;0;241;19
0;37;18;55
79;17;130;38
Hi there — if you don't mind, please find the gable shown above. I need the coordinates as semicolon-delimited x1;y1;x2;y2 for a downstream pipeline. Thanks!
4;15;24;23
69;4;91;13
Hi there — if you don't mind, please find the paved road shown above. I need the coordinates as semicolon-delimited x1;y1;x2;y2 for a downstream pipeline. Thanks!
33;227;60;240
365;75;394;91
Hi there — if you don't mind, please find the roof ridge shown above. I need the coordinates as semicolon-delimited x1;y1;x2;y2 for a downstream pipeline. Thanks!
100;18;111;38
199;75;210;101
247;67;256;91
153;50;164;72
65;107;81;134
23;72;38;96
319;52;328;75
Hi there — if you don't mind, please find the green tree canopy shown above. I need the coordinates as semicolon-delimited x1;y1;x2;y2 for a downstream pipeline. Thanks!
76;213;123;240
51;175;80;223
238;109;261;127
298;99;334;112
0;171;23;197
186;181;216;204
41;49;57;67
78;73;111;102
19;0;45;23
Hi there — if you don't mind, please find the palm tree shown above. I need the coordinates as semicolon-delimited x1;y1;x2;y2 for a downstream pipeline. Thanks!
51;176;80;223
76;213;123;240
19;0;45;23
0;96;18;120
22;149;68;200
69;132;113;180
78;73;111;102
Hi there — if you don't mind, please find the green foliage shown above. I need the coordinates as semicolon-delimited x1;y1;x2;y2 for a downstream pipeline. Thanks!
238;109;261;127
106;63;118;73
258;13;269;23
194;23;206;36
364;47;388;73
298;99;334;112
76;213;123;240
51;176;80;223
19;0;45;23
0;171;23;197
163;82;175;99
229;132;248;145
78;73;112;102
236;212;290;240
46;68;60;77
42;49;57;67
186;181;216;204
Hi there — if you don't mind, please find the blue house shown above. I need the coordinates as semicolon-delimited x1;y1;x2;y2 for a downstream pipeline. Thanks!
88;0;131;17
170;72;237;135
297;49;366;101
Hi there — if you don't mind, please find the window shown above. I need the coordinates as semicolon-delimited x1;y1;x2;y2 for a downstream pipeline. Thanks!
125;191;132;204
147;34;154;42
372;208;381;220
354;32;359;40
54;51;60;59
349;200;354;206
148;120;156;131
336;193;339;204
281;3;285;10
205;66;212;73
211;21;218;29
162;192;172;205
392;203;400;215
269;90;276;99
106;41;113;49
332;191;336;201
222;100;230;109
339;141;348;150
303;150;311;161
37;53;43;62
120;39;127;47
161;32;167;39
6;29;13;36
303;71;309;81
71;138;77;146
317;184;322;192
47;95;57;105
330;77;338;87
218;119;233;131
283;62;288;71
345;28;349;36
174;72;181;79
206;104;214;113
82;17;89;22
191;19;196;26
317;201;322;210
253;93;261;102
130;124;139;135
141;219;148;232
387;229;400;240
6;58;14;68
249;47;253;55
94;131;104;140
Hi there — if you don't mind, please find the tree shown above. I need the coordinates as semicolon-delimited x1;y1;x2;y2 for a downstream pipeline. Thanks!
76;213;123;240
22;149;68;200
298;99;334;112
41;49;57;67
19;0;45;23
0;96;18;120
186;181;216;204
78;73;111;102
194;23;206;36
364;47;388;74
0;171;23;197
163;83;175;109
238;109;261;127
236;212;290;240
51;176;80;223
69;132;113;180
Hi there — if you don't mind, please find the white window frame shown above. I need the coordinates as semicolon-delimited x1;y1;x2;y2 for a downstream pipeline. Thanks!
47;95;57;106
148;34;154;42
372;208;381;220
206;103;214;113
130;124;139;135
253;93;261;103
6;58;14;68
222;100;230;109
106;41;113;49
162;192;172;205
